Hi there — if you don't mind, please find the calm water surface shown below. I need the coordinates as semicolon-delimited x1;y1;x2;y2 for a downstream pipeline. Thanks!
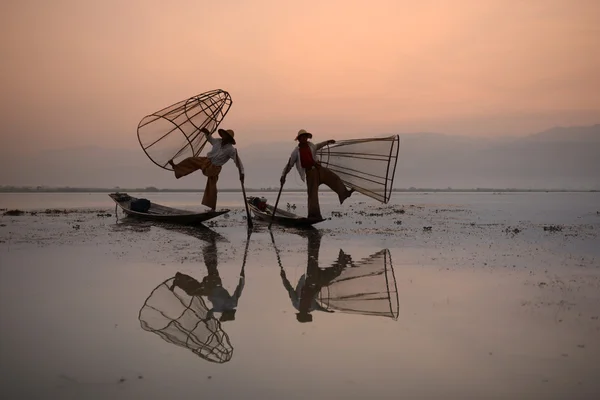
1;191;599;225
1;192;599;399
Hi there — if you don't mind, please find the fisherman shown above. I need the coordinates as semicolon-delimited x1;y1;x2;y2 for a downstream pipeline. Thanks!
169;234;244;322
251;196;268;211
279;230;353;323
168;127;244;211
280;129;354;220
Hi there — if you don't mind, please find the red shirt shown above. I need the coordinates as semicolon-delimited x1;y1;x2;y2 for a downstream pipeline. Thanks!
299;144;315;169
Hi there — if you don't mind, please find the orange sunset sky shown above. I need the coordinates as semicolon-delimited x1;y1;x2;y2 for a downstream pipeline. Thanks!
1;0;599;155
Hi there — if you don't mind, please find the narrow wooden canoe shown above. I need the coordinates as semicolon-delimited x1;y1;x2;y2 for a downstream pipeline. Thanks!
246;196;325;228
109;192;229;226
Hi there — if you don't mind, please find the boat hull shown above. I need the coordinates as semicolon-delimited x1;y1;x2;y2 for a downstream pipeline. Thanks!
246;196;325;228
109;193;229;226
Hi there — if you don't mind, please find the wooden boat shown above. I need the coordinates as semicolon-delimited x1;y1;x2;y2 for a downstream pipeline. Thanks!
246;196;325;228
109;192;229;226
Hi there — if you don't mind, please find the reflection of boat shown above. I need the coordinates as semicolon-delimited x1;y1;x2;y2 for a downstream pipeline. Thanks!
113;217;228;243
139;277;233;363
246;196;325;228
109;192;229;226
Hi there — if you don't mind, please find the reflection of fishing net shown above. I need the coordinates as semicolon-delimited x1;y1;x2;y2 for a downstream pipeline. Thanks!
137;89;233;170
317;135;399;203
138;277;233;363
317;249;399;319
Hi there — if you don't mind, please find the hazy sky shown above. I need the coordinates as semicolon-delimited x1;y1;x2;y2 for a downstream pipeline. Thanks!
1;0;599;155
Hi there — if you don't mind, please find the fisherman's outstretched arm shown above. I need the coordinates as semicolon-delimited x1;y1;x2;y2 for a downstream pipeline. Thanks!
234;151;245;180
201;127;217;145
280;153;296;183
280;270;298;303
315;139;335;151
233;275;245;301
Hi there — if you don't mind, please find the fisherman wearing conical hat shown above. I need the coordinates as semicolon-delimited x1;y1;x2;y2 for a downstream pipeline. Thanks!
280;129;354;220
169;128;244;211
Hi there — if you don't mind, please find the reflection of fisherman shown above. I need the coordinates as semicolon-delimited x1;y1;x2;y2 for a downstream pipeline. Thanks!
279;230;353;323
169;233;244;322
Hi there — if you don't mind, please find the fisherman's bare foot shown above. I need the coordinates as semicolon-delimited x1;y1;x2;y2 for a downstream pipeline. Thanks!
169;272;181;291
341;188;355;204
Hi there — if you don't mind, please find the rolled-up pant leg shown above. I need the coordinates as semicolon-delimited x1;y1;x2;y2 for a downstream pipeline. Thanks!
317;165;350;204
172;157;221;210
306;168;322;220
172;157;211;179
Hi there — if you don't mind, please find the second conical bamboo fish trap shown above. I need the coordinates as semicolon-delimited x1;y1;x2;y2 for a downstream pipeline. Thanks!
317;249;399;319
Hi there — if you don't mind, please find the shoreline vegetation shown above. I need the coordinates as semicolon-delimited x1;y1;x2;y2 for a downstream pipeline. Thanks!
0;186;598;193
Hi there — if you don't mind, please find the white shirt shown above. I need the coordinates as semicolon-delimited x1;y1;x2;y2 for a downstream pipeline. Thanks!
207;277;245;313
206;135;244;174
281;141;328;182
285;275;330;313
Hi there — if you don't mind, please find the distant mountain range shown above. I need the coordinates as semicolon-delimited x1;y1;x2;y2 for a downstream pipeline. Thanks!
1;124;599;190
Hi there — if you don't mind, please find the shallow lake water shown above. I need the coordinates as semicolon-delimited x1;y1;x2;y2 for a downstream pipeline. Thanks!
1;192;599;399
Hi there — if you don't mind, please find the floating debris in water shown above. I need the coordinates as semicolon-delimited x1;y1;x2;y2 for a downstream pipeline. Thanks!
43;209;69;214
504;227;521;235
3;209;24;216
544;225;563;232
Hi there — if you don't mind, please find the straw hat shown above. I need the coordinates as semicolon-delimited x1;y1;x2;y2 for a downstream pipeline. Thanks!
295;129;313;141
218;129;236;144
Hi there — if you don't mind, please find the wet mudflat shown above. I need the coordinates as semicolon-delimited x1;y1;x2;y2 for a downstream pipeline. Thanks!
1;192;599;399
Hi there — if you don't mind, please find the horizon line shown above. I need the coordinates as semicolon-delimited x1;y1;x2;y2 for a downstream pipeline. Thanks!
0;186;598;193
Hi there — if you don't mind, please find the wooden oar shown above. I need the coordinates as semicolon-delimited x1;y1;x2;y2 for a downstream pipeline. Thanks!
269;182;284;230
269;229;284;270
237;154;253;230
240;179;253;230
240;228;252;277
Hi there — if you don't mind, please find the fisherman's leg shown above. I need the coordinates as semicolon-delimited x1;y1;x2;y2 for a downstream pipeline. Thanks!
320;250;350;285
318;165;354;204
203;239;219;276
170;272;204;296
306;168;323;220
202;175;219;210
201;164;222;211
317;265;344;287
169;157;210;179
